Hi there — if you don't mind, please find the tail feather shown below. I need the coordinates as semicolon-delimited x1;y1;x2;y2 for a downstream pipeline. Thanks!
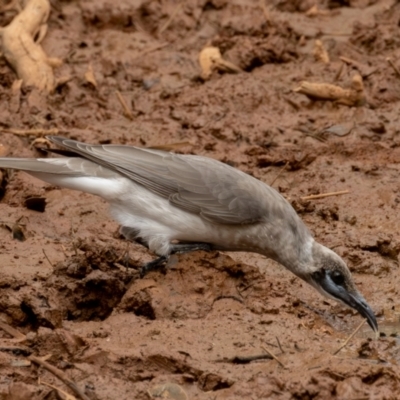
0;158;78;174
0;157;123;199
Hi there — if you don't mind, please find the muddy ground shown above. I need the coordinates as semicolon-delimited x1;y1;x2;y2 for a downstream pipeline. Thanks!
0;0;400;398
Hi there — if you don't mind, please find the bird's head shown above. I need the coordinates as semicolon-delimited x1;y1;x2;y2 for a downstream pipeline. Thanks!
302;242;378;334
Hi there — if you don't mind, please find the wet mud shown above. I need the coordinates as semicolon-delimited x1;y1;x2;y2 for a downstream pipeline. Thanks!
1;0;400;399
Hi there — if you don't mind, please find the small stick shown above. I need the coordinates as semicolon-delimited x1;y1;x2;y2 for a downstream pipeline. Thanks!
158;2;182;35
39;378;77;400
42;249;54;268
261;346;286;368
1;128;59;136
0;320;26;340
333;319;366;355
321;31;352;36
269;162;289;186
339;56;376;78
115;90;133;121
334;62;345;82
135;42;170;59
259;0;270;22
29;355;91;400
276;336;284;354
301;190;349;201
386;58;400;79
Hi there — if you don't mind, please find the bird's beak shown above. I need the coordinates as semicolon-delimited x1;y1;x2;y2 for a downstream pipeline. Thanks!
346;292;379;334
311;274;379;334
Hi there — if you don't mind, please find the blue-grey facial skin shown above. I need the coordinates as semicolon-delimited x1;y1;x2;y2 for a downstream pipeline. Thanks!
311;269;378;333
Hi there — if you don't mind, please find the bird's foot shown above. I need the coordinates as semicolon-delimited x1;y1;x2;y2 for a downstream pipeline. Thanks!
140;256;167;278
140;243;212;278
170;242;212;254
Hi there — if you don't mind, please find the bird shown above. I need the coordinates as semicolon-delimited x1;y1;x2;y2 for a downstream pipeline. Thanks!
0;136;378;333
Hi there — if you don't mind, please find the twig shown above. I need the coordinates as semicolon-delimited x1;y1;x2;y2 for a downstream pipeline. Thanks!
69;220;78;257
333;319;366;355
158;2;182;35
42;249;54;268
0;320;26;340
29;355;91;400
261;346;286;368
115;90;133;121
321;31;352;36
334;62;345;82
0;128;59;136
386;58;400;79
259;0;270;22
339;56;377;78
134;42;170;59
276;336;284;354
300;190;349;201
39;378;77;400
269;161;289;186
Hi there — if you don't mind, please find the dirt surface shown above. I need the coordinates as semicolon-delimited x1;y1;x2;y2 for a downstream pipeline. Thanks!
1;0;400;399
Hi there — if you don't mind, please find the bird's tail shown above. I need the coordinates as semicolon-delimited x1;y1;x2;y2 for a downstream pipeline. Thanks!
0;157;122;199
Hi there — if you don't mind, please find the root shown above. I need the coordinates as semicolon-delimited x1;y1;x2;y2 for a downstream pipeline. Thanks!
294;74;366;106
0;0;61;92
199;46;242;80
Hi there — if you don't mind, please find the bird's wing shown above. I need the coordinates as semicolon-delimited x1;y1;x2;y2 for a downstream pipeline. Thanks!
48;136;282;225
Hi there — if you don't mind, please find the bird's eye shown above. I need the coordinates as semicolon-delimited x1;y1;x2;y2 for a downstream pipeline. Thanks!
331;270;345;286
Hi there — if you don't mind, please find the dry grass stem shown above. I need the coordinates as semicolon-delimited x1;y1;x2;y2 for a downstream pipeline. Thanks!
39;378;77;400
115;90;134;120
333;319;367;355
135;42;170;59
276;336;285;354
259;0;271;22
42;249;54;268
0;320;26;340
269;162;289;186
261;346;286;368
301;190;349;200
158;2;183;35
386;58;400;79
29;356;91;400
340;56;376;78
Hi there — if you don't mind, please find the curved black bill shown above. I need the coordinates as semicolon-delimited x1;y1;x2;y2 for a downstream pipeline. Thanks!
311;272;379;334
347;293;378;333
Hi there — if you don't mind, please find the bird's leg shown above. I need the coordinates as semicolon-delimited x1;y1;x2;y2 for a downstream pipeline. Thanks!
170;242;213;253
140;256;167;278
140;242;213;278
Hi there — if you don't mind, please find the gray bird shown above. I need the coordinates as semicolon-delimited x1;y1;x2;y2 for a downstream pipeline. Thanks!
0;136;378;333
